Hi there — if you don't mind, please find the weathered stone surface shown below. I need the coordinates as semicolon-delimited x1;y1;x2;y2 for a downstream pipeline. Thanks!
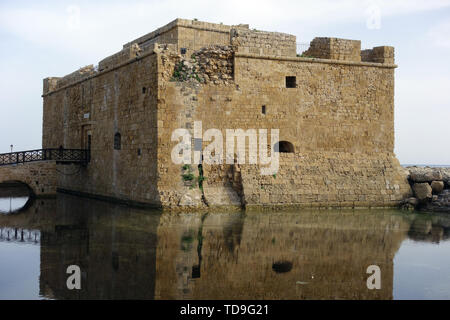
423;190;450;212
400;197;418;211
440;168;450;186
203;184;242;208
412;183;432;201
178;189;203;207
408;167;442;183
407;197;419;207
431;181;444;194
41;18;411;209
0;162;57;197
303;37;362;62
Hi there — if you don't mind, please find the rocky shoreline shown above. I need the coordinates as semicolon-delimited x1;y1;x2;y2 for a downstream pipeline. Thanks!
401;166;450;212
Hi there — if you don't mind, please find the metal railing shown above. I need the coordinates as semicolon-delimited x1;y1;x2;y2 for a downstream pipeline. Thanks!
0;148;89;166
0;228;40;244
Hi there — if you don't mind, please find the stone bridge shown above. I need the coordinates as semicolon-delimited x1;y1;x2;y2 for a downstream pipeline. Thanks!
0;161;57;197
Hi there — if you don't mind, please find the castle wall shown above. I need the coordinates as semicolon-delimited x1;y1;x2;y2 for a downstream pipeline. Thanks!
42;53;160;205
157;50;411;209
123;18;296;58
303;37;361;62
361;46;395;64
0;161;57;197
41;19;411;209
124;19;233;57
231;28;297;57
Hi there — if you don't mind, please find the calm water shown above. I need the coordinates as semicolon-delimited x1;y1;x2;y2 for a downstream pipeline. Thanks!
0;193;449;300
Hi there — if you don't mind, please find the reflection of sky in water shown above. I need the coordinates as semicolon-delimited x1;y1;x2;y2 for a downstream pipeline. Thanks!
0;197;29;213
394;239;450;300
0;242;40;300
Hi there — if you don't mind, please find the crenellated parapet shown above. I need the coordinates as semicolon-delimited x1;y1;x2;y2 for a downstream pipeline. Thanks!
361;46;395;64
301;37;395;65
302;37;362;62
43;20;397;96
231;28;297;57
98;43;143;71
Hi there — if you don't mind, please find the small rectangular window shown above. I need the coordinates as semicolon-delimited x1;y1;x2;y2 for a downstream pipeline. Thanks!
114;133;121;150
262;105;266;115
286;76;296;88
180;48;187;55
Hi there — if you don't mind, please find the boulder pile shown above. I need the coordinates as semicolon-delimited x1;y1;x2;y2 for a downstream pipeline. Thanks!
170;46;234;85
402;166;450;212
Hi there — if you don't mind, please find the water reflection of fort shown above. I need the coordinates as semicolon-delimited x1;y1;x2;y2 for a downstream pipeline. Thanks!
0;194;449;300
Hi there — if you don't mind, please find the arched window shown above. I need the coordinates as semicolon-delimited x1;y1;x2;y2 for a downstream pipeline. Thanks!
275;141;295;153
114;133;121;150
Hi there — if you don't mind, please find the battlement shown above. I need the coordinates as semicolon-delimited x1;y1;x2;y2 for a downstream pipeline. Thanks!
302;37;361;62
361;46;395;64
43;19;396;96
123;18;236;49
123;18;297;58
302;37;395;64
231;27;297;57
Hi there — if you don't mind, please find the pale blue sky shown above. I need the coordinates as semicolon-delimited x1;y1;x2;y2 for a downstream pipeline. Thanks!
0;0;449;164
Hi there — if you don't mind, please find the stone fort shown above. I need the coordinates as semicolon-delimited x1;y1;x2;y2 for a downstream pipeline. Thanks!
4;18;413;210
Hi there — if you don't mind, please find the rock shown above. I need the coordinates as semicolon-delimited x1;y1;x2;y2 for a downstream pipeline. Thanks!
407;197;419;207
421;190;450;212
412;183;432;201
401;197;418;211
440;168;450;186
431;181;444;194
408;167;442;183
178;189;202;206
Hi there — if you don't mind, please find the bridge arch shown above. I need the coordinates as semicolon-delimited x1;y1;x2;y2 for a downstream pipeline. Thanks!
0;181;34;214
0;162;57;198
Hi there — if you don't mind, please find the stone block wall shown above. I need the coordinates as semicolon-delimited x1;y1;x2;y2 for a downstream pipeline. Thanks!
43;77;60;95
0;161;57;197
53;65;97;90
156;48;411;209
177;21;232;56
41;19;408;209
303;37;362;62
43;51;160;205
98;44;143;71
123;19;296;58
231;28;297;57
124;19;233;57
361;46;395;64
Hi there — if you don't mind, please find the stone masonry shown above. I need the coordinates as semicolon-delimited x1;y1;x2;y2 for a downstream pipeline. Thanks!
41;18;412;210
0;161;57;197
